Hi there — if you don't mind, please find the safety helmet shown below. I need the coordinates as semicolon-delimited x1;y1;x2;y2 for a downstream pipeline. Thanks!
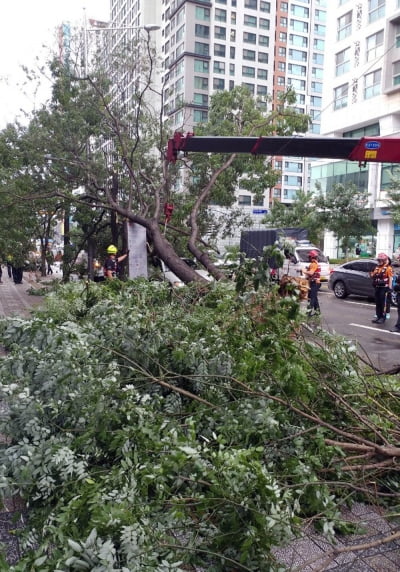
308;250;318;259
377;252;388;261
106;244;118;254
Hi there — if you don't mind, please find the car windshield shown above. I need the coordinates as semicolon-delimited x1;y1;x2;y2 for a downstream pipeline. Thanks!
297;249;328;263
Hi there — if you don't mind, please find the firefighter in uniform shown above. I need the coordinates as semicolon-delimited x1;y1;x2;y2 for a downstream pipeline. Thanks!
303;250;321;316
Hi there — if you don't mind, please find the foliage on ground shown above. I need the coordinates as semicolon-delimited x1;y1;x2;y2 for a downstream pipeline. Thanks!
0;279;399;571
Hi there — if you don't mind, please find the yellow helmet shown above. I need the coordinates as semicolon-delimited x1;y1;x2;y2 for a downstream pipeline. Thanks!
106;244;118;254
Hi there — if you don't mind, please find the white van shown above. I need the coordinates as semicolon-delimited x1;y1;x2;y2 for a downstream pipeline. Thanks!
281;243;331;282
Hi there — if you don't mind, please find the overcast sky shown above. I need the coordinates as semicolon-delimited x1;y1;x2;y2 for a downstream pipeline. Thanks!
0;0;109;128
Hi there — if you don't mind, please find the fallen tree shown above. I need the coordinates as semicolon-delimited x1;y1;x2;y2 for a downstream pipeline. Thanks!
0;278;399;570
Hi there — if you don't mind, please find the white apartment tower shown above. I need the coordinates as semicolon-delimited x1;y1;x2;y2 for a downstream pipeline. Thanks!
314;0;400;257
162;0;328;214
109;0;328;217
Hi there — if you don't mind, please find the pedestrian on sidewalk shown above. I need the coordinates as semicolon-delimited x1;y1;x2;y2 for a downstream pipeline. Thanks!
46;250;54;275
6;255;12;278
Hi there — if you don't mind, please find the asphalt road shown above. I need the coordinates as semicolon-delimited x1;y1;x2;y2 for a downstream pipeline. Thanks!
318;285;400;372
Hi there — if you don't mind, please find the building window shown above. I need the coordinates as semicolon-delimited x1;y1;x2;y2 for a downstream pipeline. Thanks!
284;175;302;186
311;81;323;93
297;93;306;104
291;5;309;18
244;32;257;44
334;83;348;109
253;196;264;206
290;34;308;47
279;32;288;42
396;24;400;48
290;19;309;33
288;63;306;76
193;110;208;123
213;61;226;74
229;63;235;75
194;76;209;90
313;53;324;64
280;2;288;11
242;66;256;77
257;85;268;95
231;29;236;41
310;96;322;107
366;30;384;62
337;11;352;41
194;42;209;56
259;18;270;29
280;17;288;26
393;61;400;86
215;8;227;22
193;93;209;106
368;0;385;23
238;195;252;205
257;69;268;80
243;49;256;61
214;26;226;40
312;67;324;79
258;52;268;63
314;24;326;36
194;59;209;73
364;69;381;98
213;78;226;90
214;44;226;57
229;80;235;90
259;35;269;46
314;38;325;50
277;76;285;86
245;0;258;9
336;47;351;76
194;75;208;89
315;9;326;21
231;12;236;24
285;161;303;172
288;78;306;90
260;1;271;13
230;46;236;58
195;6;210;20
195;24;209;38
278;47;286;57
244;15;257;26
277;61;286;72
242;82;255;94
289;48;307;61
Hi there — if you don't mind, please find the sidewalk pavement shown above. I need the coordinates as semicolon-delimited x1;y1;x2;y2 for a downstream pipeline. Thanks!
0;271;45;319
0;273;399;568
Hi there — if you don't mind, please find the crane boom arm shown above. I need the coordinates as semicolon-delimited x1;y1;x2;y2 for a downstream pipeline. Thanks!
166;132;400;164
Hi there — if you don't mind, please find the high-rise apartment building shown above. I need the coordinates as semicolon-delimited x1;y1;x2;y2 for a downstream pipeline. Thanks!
312;0;400;257
161;0;327;219
108;1;327;225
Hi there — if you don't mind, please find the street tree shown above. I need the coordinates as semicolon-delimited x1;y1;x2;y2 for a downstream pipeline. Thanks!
263;189;321;244
1;32;310;284
313;182;375;257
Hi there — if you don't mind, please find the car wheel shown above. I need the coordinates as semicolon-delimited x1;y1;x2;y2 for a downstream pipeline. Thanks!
391;291;398;307
333;280;348;299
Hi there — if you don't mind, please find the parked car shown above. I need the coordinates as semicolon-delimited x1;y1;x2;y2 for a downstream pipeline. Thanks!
328;259;398;306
